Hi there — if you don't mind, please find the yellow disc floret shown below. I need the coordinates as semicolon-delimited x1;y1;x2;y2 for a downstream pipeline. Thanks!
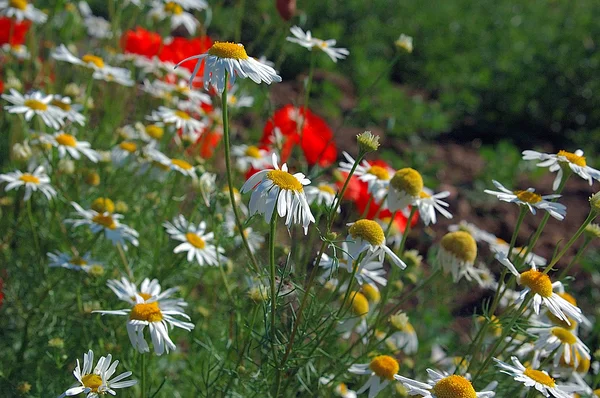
19;174;40;184
369;355;399;380
130;301;163;322
91;198;115;214
174;110;191;120
245;145;262;158
208;42;249;60
145;124;164;140
266;170;303;192
171;159;193;170
519;269;553;298
82;54;105;69
164;1;183;14
186;232;205;249
513;190;542;204
440;231;477;263
51;99;72;111
558;150;586;167
24;99;48;111
92;214;117;230
55;133;77;147
551;327;577;344
367;165;390;181
361;284;380;304
390;168;424;197
318;184;336;195
119;141;137;153
10;0;28;11
523;368;555;387
349;219;385;246
431;375;477;398
347;291;369;317
81;374;102;393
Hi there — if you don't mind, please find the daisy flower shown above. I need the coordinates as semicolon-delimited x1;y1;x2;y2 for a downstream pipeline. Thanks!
488;237;547;266
59;350;136;397
111;141;139;166
146;148;198;179
176;41;282;93
241;154;315;233
2;43;30;59
65;202;139;248
0;166;56;201
148;1;199;35
395;34;414;53
346;219;406;269
319;376;358;398
339;152;394;201
107;277;172;305
232;144;272;172
305;183;338;211
494;356;576;398
415;188;452;225
0;0;47;23
387;312;418;354
484;180;566;220
387;167;425;212
437;231;478;282
95;287;194;355
496;252;583;325
286;26;349;62
348;355;400;397
528;325;591;368
48;251;103;274
147;106;205;140
227;84;254;108
52;45;134;86
2;89;66;130
163;215;226;266
224;213;264;253
337;291;369;341
38;132;99;162
523;149;600;190
51;95;86;126
395;369;495;397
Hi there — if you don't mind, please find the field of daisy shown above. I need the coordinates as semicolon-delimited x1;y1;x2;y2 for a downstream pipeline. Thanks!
2;1;600;397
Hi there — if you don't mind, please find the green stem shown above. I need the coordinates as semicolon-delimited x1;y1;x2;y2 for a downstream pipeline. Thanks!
299;51;316;138
221;71;259;272
544;211;597;273
359;196;373;219
558;236;592;280
141;353;147;398
384;211;398;236
26;199;40;255
268;207;281;397
218;265;235;304
328;153;366;229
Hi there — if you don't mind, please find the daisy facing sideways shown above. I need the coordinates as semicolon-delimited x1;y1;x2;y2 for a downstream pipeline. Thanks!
95;282;194;355
163;215;226;266
59;349;136;397
36;132;100;162
527;324;591;368
106;277;174;305
241;154;315;233
494;356;579;398
395;368;496;397
346;219;406;270
339;152;394;201
495;252;583;325
484;180;566;220
348;355;400;397
286;26;349;63
523;149;600;190
48;251;103;274
176;41;281;92
0;166;56;201
2;89;66;130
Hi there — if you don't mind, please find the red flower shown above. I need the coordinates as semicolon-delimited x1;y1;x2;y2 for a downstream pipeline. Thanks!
0;17;31;46
121;27;163;59
261;105;337;167
159;36;212;74
0;79;4;94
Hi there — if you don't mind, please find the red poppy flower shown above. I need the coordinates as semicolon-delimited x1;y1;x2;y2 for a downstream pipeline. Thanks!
0;79;4;94
261;105;337;167
159;36;212;74
121;27;163;59
0;17;31;46
190;129;222;159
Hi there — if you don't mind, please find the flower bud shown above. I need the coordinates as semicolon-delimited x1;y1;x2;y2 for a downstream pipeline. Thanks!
276;0;296;21
357;131;380;154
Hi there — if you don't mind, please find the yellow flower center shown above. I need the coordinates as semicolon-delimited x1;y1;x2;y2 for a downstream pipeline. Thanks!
318;184;336;195
91;198;115;214
185;232;206;249
85;171;100;186
390;168;424;197
9;0;27;10
23;99;48;111
338;383;348;394
349;219;385;246
145;125;164;140
318;41;329;49
138;292;152;300
81;374;102;393
129;301;163;322
245;145;262;159
559;351;590;373
174;110;191;120
266;170;303;192
367;165;390;181
229;95;238;104
513;190;542;204
164;1;183;14
92;214;117;230
558;150;586;167
171;159;193;170
390;313;415;333
55;133;77;147
347;291;369;317
419;191;432;199
361;284;380;303
551;327;577;344
523;368;555;387
208;42;249;60
19;174;40;184
51;99;72;111
119;141;137;153
440;231;477;263
70;256;88;266
519;269;553;298
431;375;476;398
369;355;399;380
81;54;105;69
